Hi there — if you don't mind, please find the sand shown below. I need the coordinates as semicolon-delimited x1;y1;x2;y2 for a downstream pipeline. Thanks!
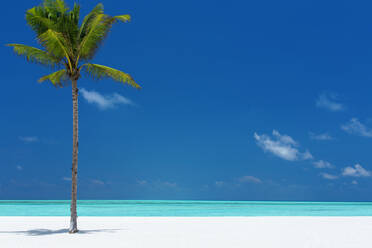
1;217;372;247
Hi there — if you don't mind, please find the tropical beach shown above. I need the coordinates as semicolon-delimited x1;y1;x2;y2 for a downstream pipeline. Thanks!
2;0;372;247
1;201;372;247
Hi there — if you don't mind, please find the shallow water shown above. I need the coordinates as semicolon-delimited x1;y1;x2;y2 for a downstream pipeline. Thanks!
1;200;372;216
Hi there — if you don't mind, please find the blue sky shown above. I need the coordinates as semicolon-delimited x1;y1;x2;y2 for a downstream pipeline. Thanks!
1;0;372;201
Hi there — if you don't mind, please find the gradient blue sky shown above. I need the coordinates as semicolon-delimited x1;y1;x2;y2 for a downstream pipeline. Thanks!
1;0;372;201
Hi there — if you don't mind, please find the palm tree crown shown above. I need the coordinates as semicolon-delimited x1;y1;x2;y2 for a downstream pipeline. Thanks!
8;0;140;88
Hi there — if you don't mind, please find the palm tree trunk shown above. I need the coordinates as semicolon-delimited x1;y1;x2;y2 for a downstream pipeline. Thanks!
69;79;79;233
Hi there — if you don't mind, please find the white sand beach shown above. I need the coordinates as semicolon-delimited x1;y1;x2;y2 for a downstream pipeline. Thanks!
1;217;372;248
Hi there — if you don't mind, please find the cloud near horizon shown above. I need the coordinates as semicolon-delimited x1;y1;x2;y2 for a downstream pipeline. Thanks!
91;179;105;185
137;179;178;189
318;164;370;180
19;136;38;143
238;176;262;184
316;92;344;112
320;173;338;180
80;88;134;110
341;118;372;138
309;132;333;141
254;130;313;161
342;164;371;177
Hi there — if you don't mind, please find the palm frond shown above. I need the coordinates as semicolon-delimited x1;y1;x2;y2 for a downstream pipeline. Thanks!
78;8;131;60
114;15;131;23
26;6;56;36
78;13;115;60
7;44;60;67
82;63;141;89
43;0;69;15
70;3;80;26
27;1;79;54
67;3;80;46
38;69;68;87
79;3;104;39
38;29;72;69
55;3;80;56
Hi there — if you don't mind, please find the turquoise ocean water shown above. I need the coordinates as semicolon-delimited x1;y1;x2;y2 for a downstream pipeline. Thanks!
1;200;372;216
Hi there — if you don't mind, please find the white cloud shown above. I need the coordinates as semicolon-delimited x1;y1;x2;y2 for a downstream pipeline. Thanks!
320;173;338;180
313;160;334;169
239;176;262;184
352;180;358;185
309;132;333;141
215;181;225;187
254;130;313;161
16;165;23;171
272;130;297;146
91;179;105;185
302;151;313;160
137;180;148;185
80;88;134;110
341;118;372;138
62;177;71;181
162;182;177;188
342;164;371;177
136;179;178;189
19;136;38;143
316;93;344;112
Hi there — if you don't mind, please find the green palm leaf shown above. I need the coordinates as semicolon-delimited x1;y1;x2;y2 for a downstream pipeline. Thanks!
38;29;73;70
82;63;141;89
7;44;59;66
26;6;56;36
114;15;131;23
43;0;69;14
78;4;131;61
38;69;68;87
79;3;104;39
78;14;118;60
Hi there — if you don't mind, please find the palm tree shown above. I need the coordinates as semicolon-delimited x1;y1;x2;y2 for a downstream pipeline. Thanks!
7;0;140;233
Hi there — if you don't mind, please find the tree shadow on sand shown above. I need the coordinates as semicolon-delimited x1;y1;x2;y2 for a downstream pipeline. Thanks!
0;228;123;236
